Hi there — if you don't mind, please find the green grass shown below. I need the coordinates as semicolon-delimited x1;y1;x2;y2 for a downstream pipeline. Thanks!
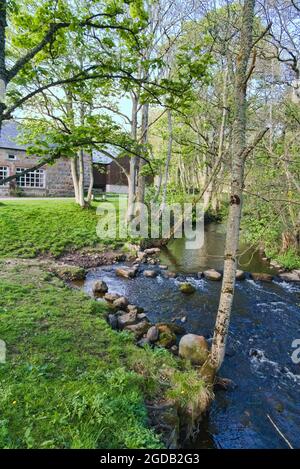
0;199;127;258
0;261;191;449
267;248;300;270
0;199;209;448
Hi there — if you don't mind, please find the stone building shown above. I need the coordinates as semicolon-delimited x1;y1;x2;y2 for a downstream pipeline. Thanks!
0;121;130;197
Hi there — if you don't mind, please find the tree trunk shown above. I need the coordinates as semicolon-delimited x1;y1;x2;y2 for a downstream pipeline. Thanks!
161;110;173;210
70;156;79;203
137;102;149;204
77;149;85;208
0;0;7;131
208;0;256;374
86;153;94;204
127;93;139;222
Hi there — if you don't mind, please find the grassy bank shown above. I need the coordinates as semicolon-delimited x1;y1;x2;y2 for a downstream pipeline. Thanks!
0;198;126;258
0;260;197;448
0;199;210;448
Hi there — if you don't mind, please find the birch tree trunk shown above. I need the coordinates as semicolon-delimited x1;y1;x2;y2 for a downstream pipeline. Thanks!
70;156;79;204
127;93;139;222
77;149;85;208
136;102;149;204
0;0;7;131
86;153;94;204
209;0;256;373
161;110;173;210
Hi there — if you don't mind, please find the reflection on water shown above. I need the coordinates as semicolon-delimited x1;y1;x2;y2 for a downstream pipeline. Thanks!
160;223;277;274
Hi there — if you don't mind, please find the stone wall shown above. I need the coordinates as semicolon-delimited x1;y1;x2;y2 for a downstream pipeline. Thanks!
0;149;91;197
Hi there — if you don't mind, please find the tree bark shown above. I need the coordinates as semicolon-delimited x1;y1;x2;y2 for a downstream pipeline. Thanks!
70;156;80;203
209;0;256;373
87;153;94;204
0;0;7;130
127;93;139;222
161;110;173;210
137;102;149;204
77;149;85;208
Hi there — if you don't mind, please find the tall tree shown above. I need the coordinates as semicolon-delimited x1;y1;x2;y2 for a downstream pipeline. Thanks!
208;0;257;374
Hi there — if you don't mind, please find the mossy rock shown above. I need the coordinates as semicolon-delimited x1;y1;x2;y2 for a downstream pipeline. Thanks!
179;283;196;294
156;324;177;348
51;265;86;281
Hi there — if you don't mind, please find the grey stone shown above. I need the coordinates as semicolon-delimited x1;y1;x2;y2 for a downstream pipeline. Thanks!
104;292;121;302
236;269;246;280
179;334;209;365
124;320;150;338
143;270;158;278
118;311;137;329
144;247;161;255
93;280;108;294
115;267;137;279
251;272;273;282
203;269;222;281
146;326;160;343
113;296;129;310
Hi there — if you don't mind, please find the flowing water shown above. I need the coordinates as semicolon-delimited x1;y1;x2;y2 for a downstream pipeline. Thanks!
81;223;300;449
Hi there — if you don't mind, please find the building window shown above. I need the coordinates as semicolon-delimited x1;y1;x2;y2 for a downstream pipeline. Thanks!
8;154;16;160
0;166;9;185
16;168;45;188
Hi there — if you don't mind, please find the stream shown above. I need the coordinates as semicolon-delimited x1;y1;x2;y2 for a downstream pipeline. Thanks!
81;223;300;449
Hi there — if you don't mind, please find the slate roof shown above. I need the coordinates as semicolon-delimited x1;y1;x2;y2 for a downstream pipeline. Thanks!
92;145;120;165
0;121;28;151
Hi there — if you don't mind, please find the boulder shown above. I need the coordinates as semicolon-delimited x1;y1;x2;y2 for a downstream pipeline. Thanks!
117;311;137;329
251;272;273;282
125;320;150;339
108;314;118;330
214;377;236;391
159;265;168;270
144;247;161;255
236;269;246;280
137;312;147;320
149;259;158;265
179;334;209;365
143;270;158;278
104;292;121;302
156;324;176;348
179;282;196;294
163;271;177;279
157;322;186;336
52;265;86;281
93;280;108;294
278;271;300;282
146;325;160;343
113;296;129;310
127;304;144;314
203;269;222;281
137;337;151;348
170;345;179;356
115;267;137;279
137;251;147;260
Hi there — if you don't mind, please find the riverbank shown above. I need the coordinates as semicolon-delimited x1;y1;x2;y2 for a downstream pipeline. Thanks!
0;257;213;448
0;196;212;449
